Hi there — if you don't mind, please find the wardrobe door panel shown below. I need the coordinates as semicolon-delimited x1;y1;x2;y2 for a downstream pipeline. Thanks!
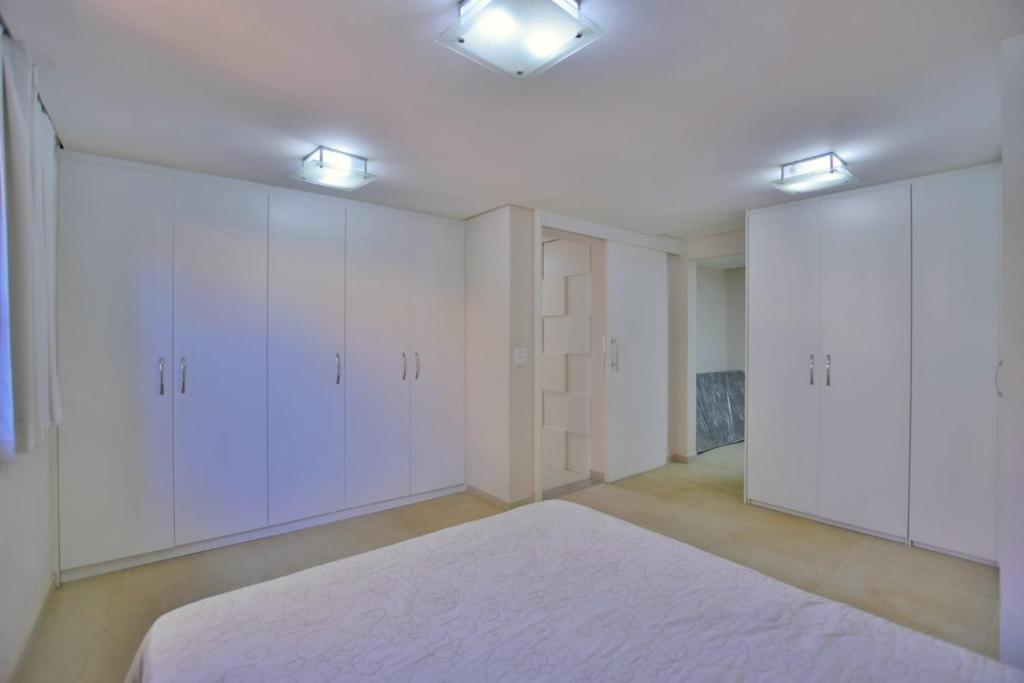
910;167;1001;560
57;160;174;569
268;191;347;525
410;220;465;494
345;204;412;508
174;180;269;545
605;242;668;482
746;202;821;517
818;186;911;538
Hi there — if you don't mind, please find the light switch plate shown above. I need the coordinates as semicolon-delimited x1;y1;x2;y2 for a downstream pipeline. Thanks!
513;346;529;368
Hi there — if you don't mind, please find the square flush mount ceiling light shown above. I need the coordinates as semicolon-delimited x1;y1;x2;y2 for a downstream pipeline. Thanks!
438;0;601;78
293;147;377;191
772;152;856;195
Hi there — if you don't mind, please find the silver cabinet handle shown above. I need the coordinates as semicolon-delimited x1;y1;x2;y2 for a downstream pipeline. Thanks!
826;354;831;387
180;357;187;394
609;336;619;371
401;352;407;381
336;353;342;385
159;357;165;395
415;352;421;381
997;359;1004;398
809;354;814;386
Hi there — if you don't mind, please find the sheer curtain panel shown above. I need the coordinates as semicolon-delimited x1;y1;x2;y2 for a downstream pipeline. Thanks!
0;34;60;461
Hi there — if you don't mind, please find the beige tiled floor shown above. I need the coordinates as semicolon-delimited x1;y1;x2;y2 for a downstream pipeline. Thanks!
563;444;999;658
16;444;999;681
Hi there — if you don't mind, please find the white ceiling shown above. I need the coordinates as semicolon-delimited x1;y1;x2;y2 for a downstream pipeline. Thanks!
2;0;1022;237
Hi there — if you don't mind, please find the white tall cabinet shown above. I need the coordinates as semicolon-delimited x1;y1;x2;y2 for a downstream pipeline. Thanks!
345;204;414;508
410;221;466;495
748;167;1000;554
57;159;175;569
345;204;466;509
910;166;1001;562
268;190;347;525
746;200;822;517
816;188;911;538
57;153;466;575
748;185;911;537
173;181;270;545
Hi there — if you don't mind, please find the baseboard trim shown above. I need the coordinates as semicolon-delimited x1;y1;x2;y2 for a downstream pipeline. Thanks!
466;485;535;511
747;498;908;545
60;485;466;582
670;453;699;464
9;574;57;683
589;470;606;482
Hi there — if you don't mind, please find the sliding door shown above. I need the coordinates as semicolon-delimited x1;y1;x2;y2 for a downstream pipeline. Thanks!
605;242;668;481
746;201;822;516
58;159;174;569
174;180;269;544
345;204;412;508
268;191;347;525
818;186;911;538
410;219;465;494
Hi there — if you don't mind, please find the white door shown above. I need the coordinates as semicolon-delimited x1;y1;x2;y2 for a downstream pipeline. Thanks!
57;160;174;569
268;191;347;525
746;201;822;516
345;204;412;508
818;186;911;538
605;242;668;481
910;167;1001;560
174;180;269;544
410;220;465;494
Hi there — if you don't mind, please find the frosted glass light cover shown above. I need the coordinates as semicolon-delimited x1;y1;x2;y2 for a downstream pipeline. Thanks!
772;153;856;195
439;0;601;78
293;147;377;190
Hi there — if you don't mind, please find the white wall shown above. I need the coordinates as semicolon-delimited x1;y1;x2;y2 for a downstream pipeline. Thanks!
0;435;55;680
668;256;691;460
507;206;535;504
696;266;746;373
465;208;512;503
1000;33;1024;668
464;205;534;506
726;268;746;371
684;229;746;261
697;267;729;372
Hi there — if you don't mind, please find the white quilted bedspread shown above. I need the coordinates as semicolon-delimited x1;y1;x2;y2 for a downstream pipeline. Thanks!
127;500;1022;682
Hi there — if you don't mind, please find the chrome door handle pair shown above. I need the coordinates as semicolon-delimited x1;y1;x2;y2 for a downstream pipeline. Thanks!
810;354;831;386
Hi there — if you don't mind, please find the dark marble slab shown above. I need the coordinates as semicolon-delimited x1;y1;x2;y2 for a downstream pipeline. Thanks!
696;370;745;453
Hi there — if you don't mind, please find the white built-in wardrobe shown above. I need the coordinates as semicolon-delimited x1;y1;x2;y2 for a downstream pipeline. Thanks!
747;165;1001;562
57;153;465;575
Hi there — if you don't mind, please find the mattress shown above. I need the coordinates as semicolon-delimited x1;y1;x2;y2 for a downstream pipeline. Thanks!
127;500;1022;682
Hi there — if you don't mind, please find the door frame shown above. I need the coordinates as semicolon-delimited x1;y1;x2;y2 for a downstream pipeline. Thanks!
531;211;685;501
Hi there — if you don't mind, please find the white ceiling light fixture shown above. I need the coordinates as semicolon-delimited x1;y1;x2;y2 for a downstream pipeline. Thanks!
772;152;856;195
293;146;377;191
438;0;601;79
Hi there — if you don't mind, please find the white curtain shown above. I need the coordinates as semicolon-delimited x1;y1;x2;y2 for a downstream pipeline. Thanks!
0;35;61;461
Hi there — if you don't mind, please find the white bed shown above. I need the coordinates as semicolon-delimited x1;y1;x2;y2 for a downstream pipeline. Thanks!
127;500;1022;682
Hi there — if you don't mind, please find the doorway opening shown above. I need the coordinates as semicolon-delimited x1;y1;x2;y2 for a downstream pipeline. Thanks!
692;256;747;463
